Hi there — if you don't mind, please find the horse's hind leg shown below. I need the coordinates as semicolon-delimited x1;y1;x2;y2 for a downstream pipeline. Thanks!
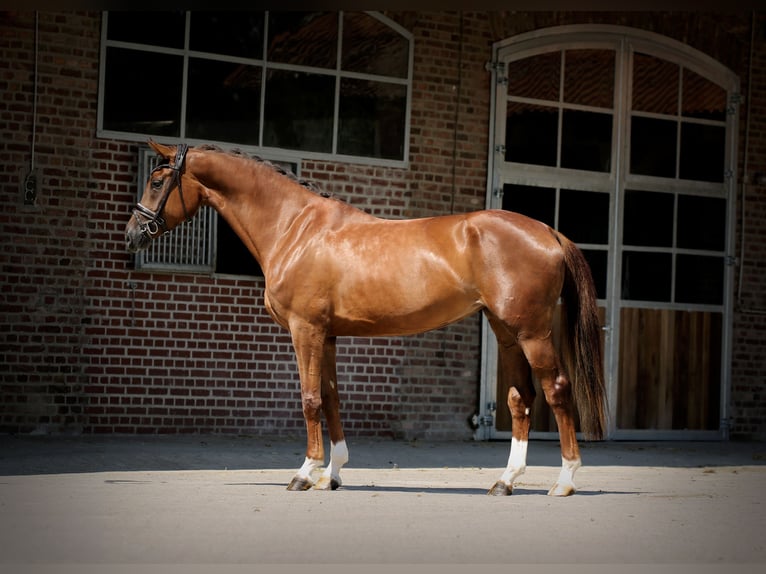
488;342;536;496
519;336;581;496
314;337;349;491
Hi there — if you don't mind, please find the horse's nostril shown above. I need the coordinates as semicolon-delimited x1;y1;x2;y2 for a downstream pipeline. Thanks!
126;231;140;253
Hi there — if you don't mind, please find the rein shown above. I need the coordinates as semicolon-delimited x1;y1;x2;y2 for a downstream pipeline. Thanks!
132;143;191;239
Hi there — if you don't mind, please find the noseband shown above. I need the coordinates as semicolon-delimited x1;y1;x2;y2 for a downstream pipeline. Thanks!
132;144;192;239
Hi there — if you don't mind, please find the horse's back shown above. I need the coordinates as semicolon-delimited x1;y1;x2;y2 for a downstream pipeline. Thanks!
266;206;566;337
463;209;558;247
330;209;565;334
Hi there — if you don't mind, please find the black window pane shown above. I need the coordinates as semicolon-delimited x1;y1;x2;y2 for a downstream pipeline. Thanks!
263;70;334;153
682;68;727;121
505;103;558;166
677;195;727;251
502;184;555;228
561;110;612;172
675;254;723;305
103;48;182;136
267;12;337;69
630;116;676;178
564;49;614;109
215;215;263;277
559;189;610;244
338;79;406;161
507;51;561;102
623;190;674;247
189;12;264;59
632;52;678;115
342;12;408;78
186;59;261;145
621;251;672;302
107;11;185;48
215;161;295;277
679;123;725;183
582;249;608;300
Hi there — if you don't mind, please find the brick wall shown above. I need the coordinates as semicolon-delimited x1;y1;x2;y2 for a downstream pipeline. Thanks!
1;11;764;440
1;11;100;434
0;11;488;439
730;12;766;440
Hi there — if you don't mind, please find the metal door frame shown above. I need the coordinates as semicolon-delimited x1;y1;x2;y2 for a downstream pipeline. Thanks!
478;24;739;441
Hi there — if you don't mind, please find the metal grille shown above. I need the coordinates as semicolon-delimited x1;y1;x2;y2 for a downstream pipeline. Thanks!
135;147;216;273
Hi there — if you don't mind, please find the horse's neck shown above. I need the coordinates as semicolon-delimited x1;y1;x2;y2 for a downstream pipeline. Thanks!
197;154;315;272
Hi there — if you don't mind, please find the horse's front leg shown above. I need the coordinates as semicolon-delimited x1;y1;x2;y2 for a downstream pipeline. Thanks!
314;337;349;491
286;322;326;491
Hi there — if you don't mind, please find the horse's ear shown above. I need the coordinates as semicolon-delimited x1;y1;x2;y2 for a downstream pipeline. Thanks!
147;139;175;160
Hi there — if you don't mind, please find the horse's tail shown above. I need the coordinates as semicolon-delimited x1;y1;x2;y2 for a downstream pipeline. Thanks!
553;229;608;440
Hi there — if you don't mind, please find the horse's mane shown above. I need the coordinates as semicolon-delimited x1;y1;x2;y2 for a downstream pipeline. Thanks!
196;144;333;199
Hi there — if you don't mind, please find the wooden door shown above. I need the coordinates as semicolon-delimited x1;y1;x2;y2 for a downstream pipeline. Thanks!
618;308;722;431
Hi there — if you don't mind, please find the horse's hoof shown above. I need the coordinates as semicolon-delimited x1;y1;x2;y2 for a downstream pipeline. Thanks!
487;481;513;496
313;476;341;491
286;476;313;491
547;483;575;496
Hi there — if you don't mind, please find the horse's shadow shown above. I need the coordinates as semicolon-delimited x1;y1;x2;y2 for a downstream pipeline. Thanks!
227;482;638;496
340;485;638;496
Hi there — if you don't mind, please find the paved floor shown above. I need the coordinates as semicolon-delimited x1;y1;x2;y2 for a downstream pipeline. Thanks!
0;434;764;568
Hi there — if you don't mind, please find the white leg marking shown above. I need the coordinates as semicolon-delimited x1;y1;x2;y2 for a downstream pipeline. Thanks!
499;437;528;486
549;456;581;496
323;440;348;483
315;440;349;490
296;456;323;480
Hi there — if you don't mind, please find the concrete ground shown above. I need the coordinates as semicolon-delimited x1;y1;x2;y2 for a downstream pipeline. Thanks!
0;434;764;568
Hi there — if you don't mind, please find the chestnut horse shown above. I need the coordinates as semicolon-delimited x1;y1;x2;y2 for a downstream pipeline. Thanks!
126;141;607;496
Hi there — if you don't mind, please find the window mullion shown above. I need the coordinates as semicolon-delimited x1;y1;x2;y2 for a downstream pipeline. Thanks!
671;193;678;303
332;11;344;155
556;50;565;168
675;65;682;180
179;11;191;140
260;11;269;148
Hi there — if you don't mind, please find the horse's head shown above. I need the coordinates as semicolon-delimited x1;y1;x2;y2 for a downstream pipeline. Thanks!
126;140;204;253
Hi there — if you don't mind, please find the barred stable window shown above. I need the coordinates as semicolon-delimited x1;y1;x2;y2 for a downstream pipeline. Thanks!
98;11;412;166
135;147;296;276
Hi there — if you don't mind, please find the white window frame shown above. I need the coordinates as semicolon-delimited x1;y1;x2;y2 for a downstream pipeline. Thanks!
98;11;414;169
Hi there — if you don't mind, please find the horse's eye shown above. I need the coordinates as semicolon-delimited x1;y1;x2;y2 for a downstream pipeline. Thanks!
151;179;163;191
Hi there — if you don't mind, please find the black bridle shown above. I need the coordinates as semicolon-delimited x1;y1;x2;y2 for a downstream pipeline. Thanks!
132;143;192;240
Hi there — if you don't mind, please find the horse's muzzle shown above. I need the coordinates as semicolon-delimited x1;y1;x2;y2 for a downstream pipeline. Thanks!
125;222;152;253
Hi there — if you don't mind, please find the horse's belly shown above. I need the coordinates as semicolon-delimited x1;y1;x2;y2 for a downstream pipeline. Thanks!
330;285;482;337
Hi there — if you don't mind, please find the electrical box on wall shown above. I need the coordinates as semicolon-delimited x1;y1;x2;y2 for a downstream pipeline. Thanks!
21;168;40;207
